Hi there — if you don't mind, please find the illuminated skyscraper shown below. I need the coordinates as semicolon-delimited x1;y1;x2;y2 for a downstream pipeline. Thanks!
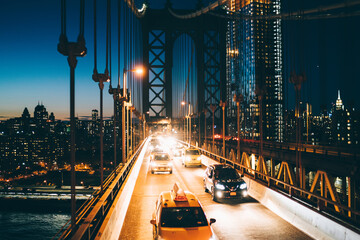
92;109;99;122
227;0;284;141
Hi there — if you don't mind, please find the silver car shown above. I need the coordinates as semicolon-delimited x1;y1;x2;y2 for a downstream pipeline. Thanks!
150;153;173;174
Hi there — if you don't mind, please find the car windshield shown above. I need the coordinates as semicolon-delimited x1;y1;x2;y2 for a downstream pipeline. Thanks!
152;148;163;153
154;154;169;161
185;150;200;155
214;168;240;180
160;207;208;228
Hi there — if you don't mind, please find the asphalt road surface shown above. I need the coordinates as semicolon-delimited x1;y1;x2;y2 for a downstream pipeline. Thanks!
119;145;312;240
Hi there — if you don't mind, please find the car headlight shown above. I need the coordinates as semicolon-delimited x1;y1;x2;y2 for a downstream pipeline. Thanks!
167;162;173;166
239;182;247;190
186;156;191;161
197;156;202;161
209;234;217;240
151;162;156;167
215;183;225;190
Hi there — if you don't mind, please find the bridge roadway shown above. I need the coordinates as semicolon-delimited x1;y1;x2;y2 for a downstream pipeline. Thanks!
118;144;312;240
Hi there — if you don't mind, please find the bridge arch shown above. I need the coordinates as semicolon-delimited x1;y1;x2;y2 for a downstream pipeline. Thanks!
141;8;227;123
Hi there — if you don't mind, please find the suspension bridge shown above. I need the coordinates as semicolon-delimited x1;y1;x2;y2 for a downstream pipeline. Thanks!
53;0;360;239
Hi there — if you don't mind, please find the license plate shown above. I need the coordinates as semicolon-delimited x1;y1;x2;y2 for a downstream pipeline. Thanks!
230;192;236;196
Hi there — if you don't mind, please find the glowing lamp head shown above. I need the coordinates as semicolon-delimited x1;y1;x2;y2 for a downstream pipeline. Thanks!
181;101;186;106
134;67;144;75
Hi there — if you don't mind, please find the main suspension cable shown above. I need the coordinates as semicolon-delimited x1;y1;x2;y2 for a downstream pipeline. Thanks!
210;1;360;21
168;0;360;20
168;0;228;19
123;0;147;18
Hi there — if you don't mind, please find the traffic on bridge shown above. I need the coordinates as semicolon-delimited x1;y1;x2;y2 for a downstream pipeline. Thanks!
119;135;312;240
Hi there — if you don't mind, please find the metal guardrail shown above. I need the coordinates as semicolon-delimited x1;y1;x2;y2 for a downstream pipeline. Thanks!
180;140;360;233
55;139;147;240
211;138;360;159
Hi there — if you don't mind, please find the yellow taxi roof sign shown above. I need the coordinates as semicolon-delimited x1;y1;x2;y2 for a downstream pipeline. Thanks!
171;182;187;202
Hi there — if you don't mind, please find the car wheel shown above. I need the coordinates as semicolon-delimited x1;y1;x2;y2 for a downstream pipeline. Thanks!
151;170;154;174
153;228;158;240
204;180;208;193
170;170;173;174
211;187;217;202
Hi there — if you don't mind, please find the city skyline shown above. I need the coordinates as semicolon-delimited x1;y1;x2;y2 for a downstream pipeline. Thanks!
1;0;360;120
1;88;351;122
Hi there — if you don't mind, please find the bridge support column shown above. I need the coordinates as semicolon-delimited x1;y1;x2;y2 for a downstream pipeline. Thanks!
348;176;355;218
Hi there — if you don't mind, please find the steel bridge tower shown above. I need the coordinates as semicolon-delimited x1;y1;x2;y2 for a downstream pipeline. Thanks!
141;7;227;123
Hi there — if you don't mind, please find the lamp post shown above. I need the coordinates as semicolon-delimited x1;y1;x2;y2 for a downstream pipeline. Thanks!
122;67;143;163
188;103;192;145
181;101;192;145
204;109;208;148
234;94;243;163
289;71;306;189
109;85;121;170
219;101;227;157
143;114;146;140
210;104;216;152
129;106;135;154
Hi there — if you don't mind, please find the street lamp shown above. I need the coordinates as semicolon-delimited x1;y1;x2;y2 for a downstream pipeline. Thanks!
210;104;216;152
188;104;192;145
219;100;227;157
181;101;192;145
181;101;186;141
109;84;121;171
233;94;243;163
289;71;306;189
204;109;208;148
122;67;144;163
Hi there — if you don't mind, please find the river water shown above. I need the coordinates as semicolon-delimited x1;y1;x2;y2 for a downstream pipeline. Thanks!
0;198;76;240
0;211;70;240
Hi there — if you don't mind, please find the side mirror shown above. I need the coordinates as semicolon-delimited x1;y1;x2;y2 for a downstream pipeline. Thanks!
150;219;156;225
210;218;216;225
240;174;244;178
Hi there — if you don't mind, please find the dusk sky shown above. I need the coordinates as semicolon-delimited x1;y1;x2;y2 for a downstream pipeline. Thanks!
1;0;359;120
0;0;200;121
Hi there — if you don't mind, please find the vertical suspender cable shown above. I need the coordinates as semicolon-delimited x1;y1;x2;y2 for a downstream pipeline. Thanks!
106;0;110;76
108;0;111;82
94;0;98;74
60;0;66;38
58;0;86;229
79;0;84;38
118;0;121;87
129;13;134;103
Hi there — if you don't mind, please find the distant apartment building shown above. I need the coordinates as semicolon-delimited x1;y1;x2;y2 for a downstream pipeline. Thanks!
226;0;284;141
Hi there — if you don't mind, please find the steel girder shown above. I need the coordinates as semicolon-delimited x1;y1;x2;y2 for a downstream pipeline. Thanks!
141;8;226;122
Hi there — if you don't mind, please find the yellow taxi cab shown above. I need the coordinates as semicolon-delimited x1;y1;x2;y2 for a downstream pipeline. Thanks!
150;183;217;240
182;148;202;167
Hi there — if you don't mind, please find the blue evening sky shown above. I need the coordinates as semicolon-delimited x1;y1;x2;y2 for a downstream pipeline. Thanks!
0;0;359;120
0;0;199;120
